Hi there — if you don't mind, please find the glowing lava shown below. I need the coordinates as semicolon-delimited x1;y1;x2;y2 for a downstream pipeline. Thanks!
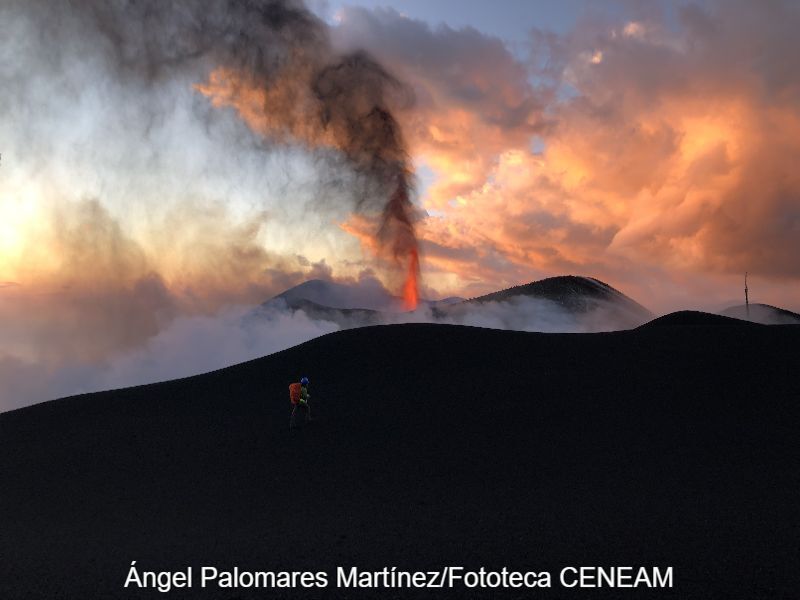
403;248;420;310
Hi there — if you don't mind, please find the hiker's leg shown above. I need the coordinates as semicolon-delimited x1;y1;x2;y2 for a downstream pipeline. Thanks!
306;402;312;422
289;405;297;430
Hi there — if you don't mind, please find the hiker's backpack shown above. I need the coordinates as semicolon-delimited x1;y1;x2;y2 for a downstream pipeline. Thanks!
289;382;302;405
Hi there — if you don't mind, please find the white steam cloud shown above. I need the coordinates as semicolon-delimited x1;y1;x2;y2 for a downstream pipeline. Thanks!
0;292;644;412
0;304;338;412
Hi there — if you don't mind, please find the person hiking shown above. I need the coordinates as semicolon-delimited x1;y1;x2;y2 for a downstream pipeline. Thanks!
289;376;312;430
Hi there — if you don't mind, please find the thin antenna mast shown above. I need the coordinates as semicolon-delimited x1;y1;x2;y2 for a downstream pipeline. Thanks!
745;272;750;319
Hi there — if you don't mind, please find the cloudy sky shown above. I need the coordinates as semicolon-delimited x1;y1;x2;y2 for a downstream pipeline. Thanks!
319;0;800;310
1;0;799;406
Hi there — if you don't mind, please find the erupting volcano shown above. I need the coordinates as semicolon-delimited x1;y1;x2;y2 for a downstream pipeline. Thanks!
403;248;420;310
382;169;420;311
195;24;422;306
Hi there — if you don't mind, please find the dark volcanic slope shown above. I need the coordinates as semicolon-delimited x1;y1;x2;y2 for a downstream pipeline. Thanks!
2;321;799;599
721;302;800;325
468;275;651;316
638;310;763;328
270;279;396;311
439;275;653;330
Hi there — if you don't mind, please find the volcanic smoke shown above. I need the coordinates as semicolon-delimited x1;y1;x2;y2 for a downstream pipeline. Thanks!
45;0;422;308
312;52;421;310
185;5;421;308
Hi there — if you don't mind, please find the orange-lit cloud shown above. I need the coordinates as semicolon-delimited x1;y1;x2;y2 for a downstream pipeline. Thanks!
331;3;800;310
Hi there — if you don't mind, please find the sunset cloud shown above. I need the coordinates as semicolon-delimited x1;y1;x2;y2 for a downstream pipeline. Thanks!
331;2;800;308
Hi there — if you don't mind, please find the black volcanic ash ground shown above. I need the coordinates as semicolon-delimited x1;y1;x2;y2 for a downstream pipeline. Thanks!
1;317;799;599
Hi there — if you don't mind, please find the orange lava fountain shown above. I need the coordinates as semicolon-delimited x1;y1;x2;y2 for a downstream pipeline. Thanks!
403;248;420;310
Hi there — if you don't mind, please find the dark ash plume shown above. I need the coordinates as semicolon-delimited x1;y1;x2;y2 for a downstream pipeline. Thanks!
312;52;420;300
80;0;420;298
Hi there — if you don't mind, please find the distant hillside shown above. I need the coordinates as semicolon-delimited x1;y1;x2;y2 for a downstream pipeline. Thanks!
261;275;653;332
437;275;653;330
639;310;763;329
721;303;800;325
268;278;398;311
468;276;650;314
268;279;463;313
